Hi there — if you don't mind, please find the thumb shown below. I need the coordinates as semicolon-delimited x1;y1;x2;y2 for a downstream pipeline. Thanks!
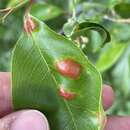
0;110;49;130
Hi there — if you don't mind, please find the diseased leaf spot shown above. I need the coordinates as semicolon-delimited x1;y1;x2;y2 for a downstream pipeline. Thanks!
24;15;36;33
56;59;81;79
59;88;76;100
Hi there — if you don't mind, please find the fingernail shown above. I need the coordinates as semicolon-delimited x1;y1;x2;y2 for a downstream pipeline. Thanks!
102;85;115;110
10;110;49;130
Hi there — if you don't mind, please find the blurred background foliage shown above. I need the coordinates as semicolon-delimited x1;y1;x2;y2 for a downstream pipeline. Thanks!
0;0;130;115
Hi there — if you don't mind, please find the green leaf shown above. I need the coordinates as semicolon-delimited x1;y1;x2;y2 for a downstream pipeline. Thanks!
30;2;63;21
7;0;28;8
114;3;130;18
70;22;111;50
12;15;105;130
43;0;69;10
112;45;130;97
63;18;78;36
96;43;127;72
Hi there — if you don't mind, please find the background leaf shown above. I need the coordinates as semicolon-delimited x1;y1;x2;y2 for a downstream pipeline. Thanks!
42;0;69;10
70;22;111;51
30;2;63;21
111;45;130;97
7;0;28;8
96;43;127;72
114;3;130;18
63;18;77;36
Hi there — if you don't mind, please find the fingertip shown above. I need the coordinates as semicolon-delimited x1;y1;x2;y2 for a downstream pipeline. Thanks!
0;110;50;130
105;116;130;130
102;85;115;110
0;72;13;117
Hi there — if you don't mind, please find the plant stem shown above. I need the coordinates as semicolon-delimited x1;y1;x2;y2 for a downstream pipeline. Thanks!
24;0;34;17
0;0;28;23
72;0;77;19
0;8;11;13
104;15;130;24
1;8;13;23
14;0;28;10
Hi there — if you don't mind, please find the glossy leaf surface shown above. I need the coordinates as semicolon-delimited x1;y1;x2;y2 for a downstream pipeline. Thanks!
12;16;105;130
96;43;127;72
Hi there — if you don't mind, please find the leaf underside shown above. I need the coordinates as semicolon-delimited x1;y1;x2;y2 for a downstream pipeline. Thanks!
12;16;105;130
71;22;111;47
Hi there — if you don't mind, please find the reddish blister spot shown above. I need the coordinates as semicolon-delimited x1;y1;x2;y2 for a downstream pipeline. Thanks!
59;88;75;100
24;16;35;33
56;59;81;79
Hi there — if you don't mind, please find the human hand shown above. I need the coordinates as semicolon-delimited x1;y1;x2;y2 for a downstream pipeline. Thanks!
0;72;129;130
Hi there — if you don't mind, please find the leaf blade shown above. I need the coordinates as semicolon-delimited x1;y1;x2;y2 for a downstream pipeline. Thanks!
12;15;105;130
30;2;63;21
96;43;127;72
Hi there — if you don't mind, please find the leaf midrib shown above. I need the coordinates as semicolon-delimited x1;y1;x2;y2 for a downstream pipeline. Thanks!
31;35;78;130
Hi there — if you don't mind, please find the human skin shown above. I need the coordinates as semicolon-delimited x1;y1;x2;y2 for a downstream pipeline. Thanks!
0;72;130;130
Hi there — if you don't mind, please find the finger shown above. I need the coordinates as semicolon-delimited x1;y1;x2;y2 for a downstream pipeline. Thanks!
102;84;115;110
0;72;13;117
0;110;49;130
104;116;130;130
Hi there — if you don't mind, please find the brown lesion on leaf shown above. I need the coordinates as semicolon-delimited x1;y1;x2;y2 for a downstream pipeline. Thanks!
59;88;76;100
56;59;81;79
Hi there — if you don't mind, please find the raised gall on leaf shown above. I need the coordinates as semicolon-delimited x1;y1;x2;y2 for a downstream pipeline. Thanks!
56;59;81;79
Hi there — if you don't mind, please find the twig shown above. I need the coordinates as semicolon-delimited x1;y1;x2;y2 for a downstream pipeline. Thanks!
24;0;34;17
0;0;28;23
104;15;130;24
72;0;77;19
0;8;13;23
0;8;11;13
